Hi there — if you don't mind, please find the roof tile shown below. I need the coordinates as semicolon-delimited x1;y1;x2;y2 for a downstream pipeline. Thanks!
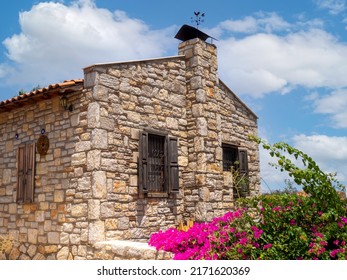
0;79;84;110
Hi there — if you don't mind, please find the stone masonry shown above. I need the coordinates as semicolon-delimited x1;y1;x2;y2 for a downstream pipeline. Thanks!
0;36;260;260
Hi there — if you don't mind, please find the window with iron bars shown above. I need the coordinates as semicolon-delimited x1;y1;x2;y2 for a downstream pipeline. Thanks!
222;143;249;198
139;131;179;197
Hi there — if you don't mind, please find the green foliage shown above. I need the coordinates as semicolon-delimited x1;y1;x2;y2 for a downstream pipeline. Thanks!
229;163;249;199
17;85;40;96
249;135;346;215
18;89;26;95
235;191;347;259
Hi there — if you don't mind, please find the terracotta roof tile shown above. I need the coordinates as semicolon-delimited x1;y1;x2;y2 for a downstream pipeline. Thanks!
0;79;84;111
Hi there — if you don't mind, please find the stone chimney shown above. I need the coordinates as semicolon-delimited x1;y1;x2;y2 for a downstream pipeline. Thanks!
176;26;223;222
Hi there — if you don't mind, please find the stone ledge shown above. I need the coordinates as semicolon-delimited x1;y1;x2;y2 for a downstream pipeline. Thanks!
92;240;173;260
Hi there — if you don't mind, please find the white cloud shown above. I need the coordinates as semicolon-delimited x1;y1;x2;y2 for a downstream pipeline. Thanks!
293;134;347;181
217;28;347;97
2;2;347;103
311;89;347;128
215;12;291;35
1;0;175;89
315;0;346;14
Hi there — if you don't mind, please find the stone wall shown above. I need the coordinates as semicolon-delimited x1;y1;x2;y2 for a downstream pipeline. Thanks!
0;91;87;259
92;240;173;260
82;56;188;243
218;81;260;197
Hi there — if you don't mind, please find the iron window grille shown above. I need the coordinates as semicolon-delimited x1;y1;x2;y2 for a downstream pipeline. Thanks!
139;131;179;197
222;143;249;198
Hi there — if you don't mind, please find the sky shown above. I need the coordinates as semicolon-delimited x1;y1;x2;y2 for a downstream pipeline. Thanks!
1;0;347;192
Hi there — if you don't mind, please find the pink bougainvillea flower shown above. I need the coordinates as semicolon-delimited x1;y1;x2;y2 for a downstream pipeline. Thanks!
239;237;248;246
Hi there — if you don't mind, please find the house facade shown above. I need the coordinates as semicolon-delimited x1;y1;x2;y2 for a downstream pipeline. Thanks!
0;29;260;259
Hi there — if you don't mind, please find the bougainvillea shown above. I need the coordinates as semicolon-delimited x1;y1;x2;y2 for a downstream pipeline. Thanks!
149;138;347;260
149;195;347;260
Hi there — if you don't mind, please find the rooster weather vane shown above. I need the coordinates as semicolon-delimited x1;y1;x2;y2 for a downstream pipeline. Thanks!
191;11;205;29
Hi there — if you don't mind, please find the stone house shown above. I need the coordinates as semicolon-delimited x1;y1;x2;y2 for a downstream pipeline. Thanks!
0;25;260;259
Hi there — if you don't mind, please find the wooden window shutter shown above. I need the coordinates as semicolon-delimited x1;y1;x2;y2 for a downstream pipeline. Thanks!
238;149;248;174
139;131;149;195
16;146;26;203
167;137;179;194
16;142;36;203
25;142;36;203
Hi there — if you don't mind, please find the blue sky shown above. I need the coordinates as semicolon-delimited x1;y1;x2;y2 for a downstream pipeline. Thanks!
1;0;347;192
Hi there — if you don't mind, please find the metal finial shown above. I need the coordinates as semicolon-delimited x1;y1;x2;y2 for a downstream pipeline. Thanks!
191;11;205;29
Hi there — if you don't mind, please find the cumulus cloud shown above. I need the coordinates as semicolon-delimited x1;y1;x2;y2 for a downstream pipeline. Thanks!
217;28;347;98
293;134;347;181
2;3;347;100
1;0;175;89
314;0;346;14
312;89;347;128
213;12;291;35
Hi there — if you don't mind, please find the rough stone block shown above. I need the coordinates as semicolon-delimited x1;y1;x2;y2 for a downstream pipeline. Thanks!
89;221;105;243
88;102;100;128
118;217;130;230
129;175;138;187
71;204;88;217
71;152;86;166
28;229;38;244
92;129;108;149
105;219;118;230
27;245;37;258
92;171;107;199
3;169;12;185
93;85;109;101
48;232;60;244
54;190;65;202
166;117;178;129
113;181;127;194
70;113;80;127
87;150;101;171
88;199;100;220
196;117;207;136
100;202;115;218
57;247;71;260
75;141;91;152
78;177;91;191
8;203;17;214
35;211;45;222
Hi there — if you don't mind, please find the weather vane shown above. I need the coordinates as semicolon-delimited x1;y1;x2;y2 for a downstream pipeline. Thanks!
191;11;205;29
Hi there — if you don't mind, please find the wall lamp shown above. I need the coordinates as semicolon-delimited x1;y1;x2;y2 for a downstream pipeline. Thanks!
60;95;73;112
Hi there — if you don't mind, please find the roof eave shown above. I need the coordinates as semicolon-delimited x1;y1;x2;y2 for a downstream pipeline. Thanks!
0;80;84;113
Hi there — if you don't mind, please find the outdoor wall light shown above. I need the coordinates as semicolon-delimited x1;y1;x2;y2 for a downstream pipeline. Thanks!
60;95;73;112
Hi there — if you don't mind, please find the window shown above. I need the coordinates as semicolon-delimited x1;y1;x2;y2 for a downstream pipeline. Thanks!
17;142;36;203
139;131;179;196
222;143;249;198
222;144;239;172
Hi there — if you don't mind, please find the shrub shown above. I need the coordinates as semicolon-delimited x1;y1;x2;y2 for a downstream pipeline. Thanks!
149;194;347;260
148;138;347;260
